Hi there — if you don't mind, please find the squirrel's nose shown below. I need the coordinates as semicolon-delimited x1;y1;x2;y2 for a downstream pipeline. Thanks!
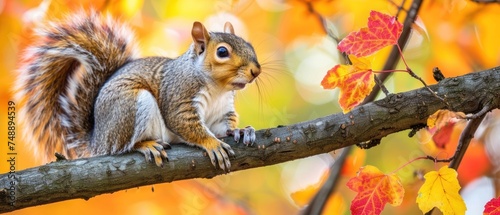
250;63;261;78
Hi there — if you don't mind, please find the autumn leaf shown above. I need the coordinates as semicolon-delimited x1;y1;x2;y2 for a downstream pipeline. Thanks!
416;166;467;215
321;55;374;113
427;110;466;129
432;122;456;149
338;10;403;57
347;165;404;215
484;196;500;215
426;110;466;150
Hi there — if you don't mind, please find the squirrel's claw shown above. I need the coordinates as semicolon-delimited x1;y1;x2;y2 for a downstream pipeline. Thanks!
134;140;169;167
231;128;241;143
242;126;256;146
227;126;256;146
204;140;234;172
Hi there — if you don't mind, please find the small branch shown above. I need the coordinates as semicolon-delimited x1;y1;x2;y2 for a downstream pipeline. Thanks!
374;75;390;96
406;66;451;107
449;114;487;170
468;105;492;119
425;155;454;163
301;148;350;215
392;0;409;16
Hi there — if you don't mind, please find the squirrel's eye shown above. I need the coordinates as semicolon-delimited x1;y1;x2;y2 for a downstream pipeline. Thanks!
217;46;229;58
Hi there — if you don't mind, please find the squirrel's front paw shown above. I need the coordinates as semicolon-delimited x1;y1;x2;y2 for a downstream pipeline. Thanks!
203;139;235;172
134;140;169;167
227;126;256;146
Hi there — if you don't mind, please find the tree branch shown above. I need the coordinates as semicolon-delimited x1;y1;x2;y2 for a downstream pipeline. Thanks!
1;66;500;212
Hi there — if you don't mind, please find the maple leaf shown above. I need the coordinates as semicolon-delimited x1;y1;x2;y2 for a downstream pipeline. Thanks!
427;110;466;150
416;166;467;215
347;165;404;215
338;10;403;57
484;196;500;215
321;55;374;113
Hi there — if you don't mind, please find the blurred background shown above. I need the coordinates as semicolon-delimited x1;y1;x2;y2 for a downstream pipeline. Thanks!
1;0;500;214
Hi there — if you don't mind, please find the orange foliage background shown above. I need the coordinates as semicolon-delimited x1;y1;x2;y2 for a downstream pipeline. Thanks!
1;0;499;214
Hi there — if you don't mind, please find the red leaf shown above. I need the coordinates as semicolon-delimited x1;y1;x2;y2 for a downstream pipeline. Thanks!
338;10;403;57
347;165;404;215
484;196;500;215
432;122;456;149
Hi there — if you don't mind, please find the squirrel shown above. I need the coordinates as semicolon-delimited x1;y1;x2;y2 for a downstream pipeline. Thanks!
15;10;260;171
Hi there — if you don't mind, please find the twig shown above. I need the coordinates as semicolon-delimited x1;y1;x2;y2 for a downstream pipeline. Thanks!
426;155;454;163
468;105;491;119
393;44;449;107
449;114;487;170
301;148;350;215
402;55;451;107
374;75;390;96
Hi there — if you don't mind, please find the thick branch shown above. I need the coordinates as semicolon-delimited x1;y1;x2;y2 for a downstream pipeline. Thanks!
1;67;500;212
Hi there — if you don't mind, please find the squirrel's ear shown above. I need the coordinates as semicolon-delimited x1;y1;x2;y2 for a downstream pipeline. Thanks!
224;22;234;34
191;22;210;55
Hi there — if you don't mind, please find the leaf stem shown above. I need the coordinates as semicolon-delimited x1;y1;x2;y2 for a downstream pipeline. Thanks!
396;44;411;70
372;69;409;73
390;156;428;174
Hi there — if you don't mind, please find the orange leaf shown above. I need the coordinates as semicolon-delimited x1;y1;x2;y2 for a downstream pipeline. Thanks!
416;166;467;215
321;55;374;113
484;196;500;215
347;165;404;215
338;10;403;57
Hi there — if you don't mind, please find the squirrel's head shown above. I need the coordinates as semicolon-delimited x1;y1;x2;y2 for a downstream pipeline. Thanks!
191;21;261;91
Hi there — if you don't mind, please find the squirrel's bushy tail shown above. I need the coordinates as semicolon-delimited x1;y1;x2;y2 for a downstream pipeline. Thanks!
15;10;138;160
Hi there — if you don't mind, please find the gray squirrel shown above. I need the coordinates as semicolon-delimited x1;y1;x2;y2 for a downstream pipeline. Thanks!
15;11;261;171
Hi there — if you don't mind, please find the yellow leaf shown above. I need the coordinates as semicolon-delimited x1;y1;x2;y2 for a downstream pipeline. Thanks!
416;166;467;215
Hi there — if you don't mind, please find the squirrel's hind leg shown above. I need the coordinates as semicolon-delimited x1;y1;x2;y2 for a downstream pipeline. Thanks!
130;90;172;167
